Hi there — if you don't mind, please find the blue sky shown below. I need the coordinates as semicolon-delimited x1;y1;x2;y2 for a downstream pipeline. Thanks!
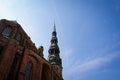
0;0;120;80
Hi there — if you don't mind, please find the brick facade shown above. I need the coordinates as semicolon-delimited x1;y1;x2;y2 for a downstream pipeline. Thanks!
0;19;63;80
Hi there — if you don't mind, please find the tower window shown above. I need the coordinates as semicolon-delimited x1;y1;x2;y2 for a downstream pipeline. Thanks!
2;27;12;37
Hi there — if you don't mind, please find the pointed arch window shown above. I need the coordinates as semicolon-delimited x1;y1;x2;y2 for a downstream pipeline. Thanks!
2;27;12;37
2;27;12;36
15;32;21;42
25;63;32;80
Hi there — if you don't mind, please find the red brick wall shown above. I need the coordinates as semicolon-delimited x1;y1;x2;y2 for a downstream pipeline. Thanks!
0;40;17;80
18;49;43;80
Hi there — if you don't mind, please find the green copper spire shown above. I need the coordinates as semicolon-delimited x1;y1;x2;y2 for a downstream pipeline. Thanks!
48;23;62;67
48;23;63;77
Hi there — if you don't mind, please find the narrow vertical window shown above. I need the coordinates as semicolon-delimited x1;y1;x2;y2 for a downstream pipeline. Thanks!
2;27;12;36
15;32;21;42
25;63;32;80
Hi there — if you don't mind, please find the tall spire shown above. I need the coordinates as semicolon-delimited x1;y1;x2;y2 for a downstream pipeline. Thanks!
48;24;63;77
48;23;61;65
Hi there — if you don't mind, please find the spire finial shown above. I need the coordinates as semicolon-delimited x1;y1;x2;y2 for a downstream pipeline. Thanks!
53;21;56;32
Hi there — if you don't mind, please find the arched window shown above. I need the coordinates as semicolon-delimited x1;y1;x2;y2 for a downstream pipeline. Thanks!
15;32;21;41
2;27;12;36
25;63;32;80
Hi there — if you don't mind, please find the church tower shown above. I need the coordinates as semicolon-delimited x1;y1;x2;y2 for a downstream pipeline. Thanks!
48;23;62;77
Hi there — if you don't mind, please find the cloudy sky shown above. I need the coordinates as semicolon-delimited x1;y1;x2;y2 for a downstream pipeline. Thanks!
0;0;120;80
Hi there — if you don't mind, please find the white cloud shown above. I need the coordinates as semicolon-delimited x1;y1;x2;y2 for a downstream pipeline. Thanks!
70;52;120;74
63;39;120;79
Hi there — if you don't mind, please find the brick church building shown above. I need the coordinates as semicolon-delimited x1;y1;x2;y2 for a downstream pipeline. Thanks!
0;19;63;80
